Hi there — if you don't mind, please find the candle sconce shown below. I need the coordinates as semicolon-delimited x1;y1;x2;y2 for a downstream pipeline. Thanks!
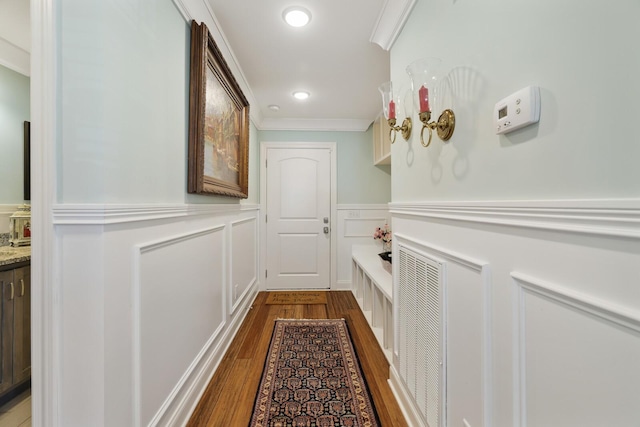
378;81;412;144
406;58;455;147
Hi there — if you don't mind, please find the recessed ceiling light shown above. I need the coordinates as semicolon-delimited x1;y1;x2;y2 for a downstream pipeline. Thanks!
268;104;280;112
293;91;310;100
283;7;311;27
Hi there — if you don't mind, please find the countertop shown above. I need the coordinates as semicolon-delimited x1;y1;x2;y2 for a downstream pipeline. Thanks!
0;246;32;268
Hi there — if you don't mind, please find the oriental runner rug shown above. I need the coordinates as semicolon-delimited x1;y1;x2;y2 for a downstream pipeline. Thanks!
265;291;328;305
249;319;380;427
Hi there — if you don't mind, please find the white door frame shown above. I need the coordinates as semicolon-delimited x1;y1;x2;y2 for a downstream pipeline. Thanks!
259;142;337;291
32;0;58;425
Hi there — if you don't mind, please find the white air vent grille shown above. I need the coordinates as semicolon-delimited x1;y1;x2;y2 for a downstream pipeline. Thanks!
397;245;445;427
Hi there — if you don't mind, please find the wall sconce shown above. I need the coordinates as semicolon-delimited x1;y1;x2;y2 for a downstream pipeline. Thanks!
378;81;412;143
406;58;455;147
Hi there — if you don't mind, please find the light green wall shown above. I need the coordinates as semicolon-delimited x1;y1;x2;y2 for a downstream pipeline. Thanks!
0;64;29;203
259;128;391;204
391;0;640;202
57;0;260;205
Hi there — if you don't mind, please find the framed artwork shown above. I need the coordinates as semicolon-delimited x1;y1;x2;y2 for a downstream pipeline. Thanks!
188;20;250;198
23;121;30;201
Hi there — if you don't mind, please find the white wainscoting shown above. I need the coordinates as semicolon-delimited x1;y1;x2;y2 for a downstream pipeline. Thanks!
134;225;226;426
393;233;492;427
52;204;259;426
336;204;389;288
512;272;640;427
389;199;640;427
231;216;257;313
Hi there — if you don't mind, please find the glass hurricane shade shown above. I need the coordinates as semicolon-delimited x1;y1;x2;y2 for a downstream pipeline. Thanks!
378;81;395;120
406;58;442;113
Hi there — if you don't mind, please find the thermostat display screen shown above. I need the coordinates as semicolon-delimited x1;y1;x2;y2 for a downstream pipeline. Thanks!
498;106;508;119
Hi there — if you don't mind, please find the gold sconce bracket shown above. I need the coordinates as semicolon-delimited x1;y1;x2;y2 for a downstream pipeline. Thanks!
387;117;412;144
418;109;455;147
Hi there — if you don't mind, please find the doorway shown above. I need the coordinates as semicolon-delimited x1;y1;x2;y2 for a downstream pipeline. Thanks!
260;142;337;290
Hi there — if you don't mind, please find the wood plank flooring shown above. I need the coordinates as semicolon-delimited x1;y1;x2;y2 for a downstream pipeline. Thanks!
187;291;407;426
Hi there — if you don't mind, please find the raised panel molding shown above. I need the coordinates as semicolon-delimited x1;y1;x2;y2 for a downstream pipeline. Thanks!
230;216;258;313
394;233;493;427
344;217;387;237
511;272;640;427
133;225;227;426
390;199;640;239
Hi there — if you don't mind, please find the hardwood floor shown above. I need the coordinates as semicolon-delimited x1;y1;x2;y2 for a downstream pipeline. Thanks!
187;291;407;426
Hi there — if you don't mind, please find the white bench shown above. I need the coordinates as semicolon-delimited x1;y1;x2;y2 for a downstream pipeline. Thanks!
351;244;393;363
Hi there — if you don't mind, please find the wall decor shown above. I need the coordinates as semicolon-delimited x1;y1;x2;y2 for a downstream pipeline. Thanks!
188;21;250;198
23;121;30;201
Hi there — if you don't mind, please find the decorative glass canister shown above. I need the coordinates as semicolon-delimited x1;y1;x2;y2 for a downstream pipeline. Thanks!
9;204;31;247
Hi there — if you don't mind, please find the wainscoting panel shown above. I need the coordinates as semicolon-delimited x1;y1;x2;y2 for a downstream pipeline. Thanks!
134;226;226;426
336;205;389;287
395;234;492;427
512;273;640;427
231;216;257;312
390;199;639;427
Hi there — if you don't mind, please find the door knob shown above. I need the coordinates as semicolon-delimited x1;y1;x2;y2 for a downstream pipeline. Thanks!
323;226;329;234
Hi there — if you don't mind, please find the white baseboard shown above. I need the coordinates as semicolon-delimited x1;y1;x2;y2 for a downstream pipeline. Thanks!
153;286;258;426
388;365;424;427
334;280;351;290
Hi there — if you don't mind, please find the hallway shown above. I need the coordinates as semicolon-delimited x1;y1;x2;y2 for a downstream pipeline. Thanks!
187;291;407;426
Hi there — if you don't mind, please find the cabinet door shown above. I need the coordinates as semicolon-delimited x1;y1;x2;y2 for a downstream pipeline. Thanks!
13;267;30;384
0;271;14;393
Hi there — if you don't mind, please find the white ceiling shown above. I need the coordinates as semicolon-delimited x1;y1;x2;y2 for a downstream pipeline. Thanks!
0;0;397;131
207;0;391;131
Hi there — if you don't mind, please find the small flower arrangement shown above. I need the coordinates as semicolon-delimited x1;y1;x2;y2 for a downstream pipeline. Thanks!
373;224;392;249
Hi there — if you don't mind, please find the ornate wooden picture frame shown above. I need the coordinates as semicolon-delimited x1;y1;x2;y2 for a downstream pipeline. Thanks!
188;20;250;198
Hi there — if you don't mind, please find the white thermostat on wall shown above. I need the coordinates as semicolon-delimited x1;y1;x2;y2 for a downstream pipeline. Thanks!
494;86;540;134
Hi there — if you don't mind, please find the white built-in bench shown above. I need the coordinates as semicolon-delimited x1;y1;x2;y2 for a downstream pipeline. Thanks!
351;244;393;363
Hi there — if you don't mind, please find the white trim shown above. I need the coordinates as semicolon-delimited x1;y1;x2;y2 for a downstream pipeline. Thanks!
259;142;338;290
31;0;58;425
337;204;390;210
229;216;258;314
394;233;493;426
390;199;640;239
388;366;422;427
257;117;372;132
51;203;259;225
0;36;30;76
343;217;387;238
369;0;417;51
132;225;226;426
511;272;640;427
164;286;257;425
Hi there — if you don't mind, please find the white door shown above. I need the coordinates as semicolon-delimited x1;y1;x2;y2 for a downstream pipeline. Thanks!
265;147;331;289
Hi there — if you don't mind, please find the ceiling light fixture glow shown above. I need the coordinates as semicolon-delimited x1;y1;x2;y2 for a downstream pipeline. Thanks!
293;91;310;100
283;7;311;27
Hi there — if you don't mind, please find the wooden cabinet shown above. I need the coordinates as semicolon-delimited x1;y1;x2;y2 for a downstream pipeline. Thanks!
372;113;391;165
0;264;31;396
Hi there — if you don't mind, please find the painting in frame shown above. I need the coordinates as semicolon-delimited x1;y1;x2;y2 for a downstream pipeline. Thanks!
188;20;250;198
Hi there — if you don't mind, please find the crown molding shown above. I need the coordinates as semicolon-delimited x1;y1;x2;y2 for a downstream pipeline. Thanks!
369;0;417;51
0;36;30;76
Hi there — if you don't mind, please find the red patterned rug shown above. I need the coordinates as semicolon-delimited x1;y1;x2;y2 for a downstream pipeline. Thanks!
249;319;380;427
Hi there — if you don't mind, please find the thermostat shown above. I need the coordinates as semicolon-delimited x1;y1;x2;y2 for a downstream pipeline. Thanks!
494;86;540;134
